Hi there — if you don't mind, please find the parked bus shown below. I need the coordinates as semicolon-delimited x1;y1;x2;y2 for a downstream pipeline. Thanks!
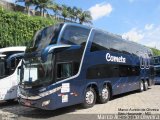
153;56;160;84
0;47;26;101
18;23;154;110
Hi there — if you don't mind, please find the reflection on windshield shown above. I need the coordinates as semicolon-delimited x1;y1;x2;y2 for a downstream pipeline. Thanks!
21;54;53;87
31;24;63;51
61;25;90;45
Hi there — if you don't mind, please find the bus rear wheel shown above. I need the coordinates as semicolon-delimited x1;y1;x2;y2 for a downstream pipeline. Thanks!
98;85;110;104
139;80;144;92
82;87;96;108
144;80;148;91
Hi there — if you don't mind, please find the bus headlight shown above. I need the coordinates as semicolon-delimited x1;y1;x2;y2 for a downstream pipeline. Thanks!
42;100;50;107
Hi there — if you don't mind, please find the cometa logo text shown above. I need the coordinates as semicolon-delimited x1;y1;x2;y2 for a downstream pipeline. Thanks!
106;53;126;63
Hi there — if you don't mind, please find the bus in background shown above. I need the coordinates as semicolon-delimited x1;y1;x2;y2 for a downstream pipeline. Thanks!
153;56;160;65
153;56;160;84
19;23;154;110
0;47;26;102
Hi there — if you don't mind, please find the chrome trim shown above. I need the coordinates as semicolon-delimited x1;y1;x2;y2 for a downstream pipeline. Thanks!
20;94;41;100
48;44;71;53
19;86;62;100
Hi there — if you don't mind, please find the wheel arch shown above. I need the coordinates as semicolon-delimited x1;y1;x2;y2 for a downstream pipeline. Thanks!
85;82;99;98
103;81;112;98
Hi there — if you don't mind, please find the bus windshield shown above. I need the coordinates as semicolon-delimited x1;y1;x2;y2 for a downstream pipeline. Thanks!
21;54;53;87
31;24;63;51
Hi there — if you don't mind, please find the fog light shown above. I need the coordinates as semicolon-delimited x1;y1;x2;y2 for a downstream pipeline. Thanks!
42;100;50;107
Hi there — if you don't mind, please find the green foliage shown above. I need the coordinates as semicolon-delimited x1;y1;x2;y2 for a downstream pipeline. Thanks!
150;48;160;56
0;7;57;48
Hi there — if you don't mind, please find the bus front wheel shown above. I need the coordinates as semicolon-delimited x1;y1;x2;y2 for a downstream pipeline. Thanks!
98;85;110;104
82;87;96;108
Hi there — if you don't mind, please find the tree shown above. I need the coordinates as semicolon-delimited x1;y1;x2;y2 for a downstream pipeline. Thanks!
16;0;34;15
67;6;75;22
151;48;160;56
25;0;34;15
48;3;61;20
61;5;69;22
72;7;81;22
34;0;53;17
78;10;92;24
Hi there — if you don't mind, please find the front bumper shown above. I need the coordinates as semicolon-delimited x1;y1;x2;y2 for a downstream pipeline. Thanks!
18;94;55;110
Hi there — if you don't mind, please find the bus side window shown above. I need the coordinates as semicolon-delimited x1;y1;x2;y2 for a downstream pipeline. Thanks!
86;64;119;79
90;31;109;52
57;62;73;81
119;65;129;77
132;66;140;76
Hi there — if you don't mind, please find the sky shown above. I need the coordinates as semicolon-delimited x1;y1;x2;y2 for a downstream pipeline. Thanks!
5;0;160;50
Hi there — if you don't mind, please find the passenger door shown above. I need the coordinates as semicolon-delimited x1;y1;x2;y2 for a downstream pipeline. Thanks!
54;61;77;108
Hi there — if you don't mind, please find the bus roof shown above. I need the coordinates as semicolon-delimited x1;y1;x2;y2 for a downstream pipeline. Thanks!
0;46;26;53
40;23;150;51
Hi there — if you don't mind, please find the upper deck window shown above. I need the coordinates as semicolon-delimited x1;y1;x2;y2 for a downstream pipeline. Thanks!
32;24;63;51
91;31;110;52
60;25;90;46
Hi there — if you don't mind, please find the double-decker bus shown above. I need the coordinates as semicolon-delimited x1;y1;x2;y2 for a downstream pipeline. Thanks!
0;47;26;101
153;56;160;84
19;23;154;110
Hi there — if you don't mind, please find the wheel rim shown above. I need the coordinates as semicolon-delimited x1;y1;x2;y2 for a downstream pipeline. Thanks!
86;90;94;105
141;82;144;91
102;87;108;100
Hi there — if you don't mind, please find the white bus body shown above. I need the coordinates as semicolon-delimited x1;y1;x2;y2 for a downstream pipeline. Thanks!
0;46;26;101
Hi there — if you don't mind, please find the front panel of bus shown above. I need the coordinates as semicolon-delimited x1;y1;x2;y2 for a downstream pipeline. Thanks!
19;23;91;110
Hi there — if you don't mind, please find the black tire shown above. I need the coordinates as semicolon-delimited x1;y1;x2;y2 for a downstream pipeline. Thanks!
98;85;110;104
82;87;96;108
139;80;144;92
144;80;148;91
